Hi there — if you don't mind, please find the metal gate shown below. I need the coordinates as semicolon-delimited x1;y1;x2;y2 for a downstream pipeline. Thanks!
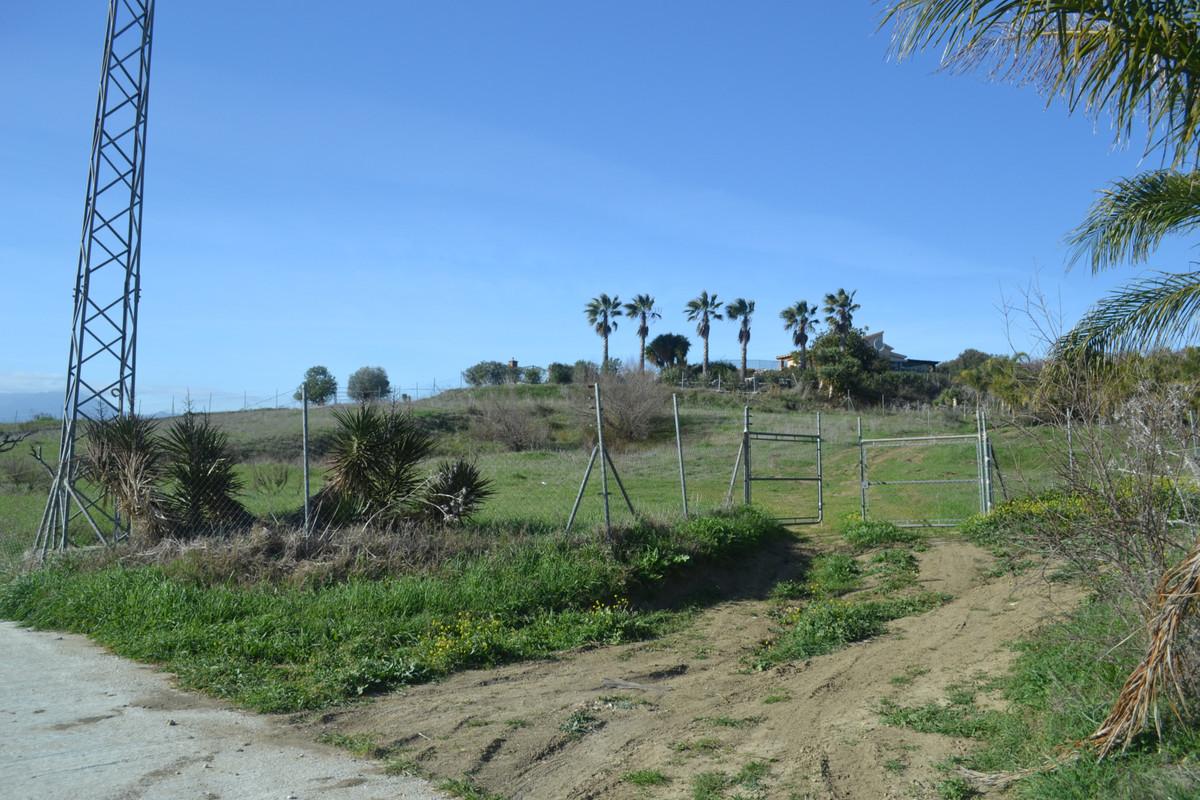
857;407;993;528
728;408;823;525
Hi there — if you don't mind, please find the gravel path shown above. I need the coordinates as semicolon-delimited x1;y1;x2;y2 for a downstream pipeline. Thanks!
0;621;444;800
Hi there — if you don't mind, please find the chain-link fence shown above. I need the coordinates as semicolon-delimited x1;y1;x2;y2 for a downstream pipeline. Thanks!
2;384;1018;557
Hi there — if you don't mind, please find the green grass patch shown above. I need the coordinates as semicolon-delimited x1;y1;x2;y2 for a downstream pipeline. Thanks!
841;518;923;551
624;769;671;786
755;592;949;668
804;553;861;598
883;597;1200;799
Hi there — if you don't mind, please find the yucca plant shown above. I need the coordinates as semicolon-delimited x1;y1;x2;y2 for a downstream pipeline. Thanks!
323;404;435;525
80;414;171;543
419;458;495;524
162;410;248;536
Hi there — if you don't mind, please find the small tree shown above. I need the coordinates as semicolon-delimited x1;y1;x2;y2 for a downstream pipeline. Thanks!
162;411;249;536
295;366;337;405
523;366;545;384
573;360;600;384
585;294;622;373
809;329;883;399
463;360;510;386
547;362;573;384
623;294;661;372
685;290;723;377
725;298;755;380
348;366;391;401
646;333;691;368
780;301;818;370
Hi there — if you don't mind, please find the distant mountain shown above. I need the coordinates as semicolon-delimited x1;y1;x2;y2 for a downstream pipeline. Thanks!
0;392;62;423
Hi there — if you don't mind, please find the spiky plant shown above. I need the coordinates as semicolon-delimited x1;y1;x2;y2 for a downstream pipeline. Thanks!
684;290;723;377
623;294;661;373
585;294;623;373
324;404;435;525
162;411;248;536
80;414;171;542
780;300;818;370
420;458;495;524
725;298;755;380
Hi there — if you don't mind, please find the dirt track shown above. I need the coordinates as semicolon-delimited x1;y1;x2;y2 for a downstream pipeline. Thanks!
0;622;444;800
306;538;1076;799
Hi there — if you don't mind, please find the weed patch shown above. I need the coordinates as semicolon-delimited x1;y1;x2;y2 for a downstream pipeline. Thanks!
755;592;948;668
841;518;923;551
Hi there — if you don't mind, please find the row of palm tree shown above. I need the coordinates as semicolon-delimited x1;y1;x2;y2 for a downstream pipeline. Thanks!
584;288;861;379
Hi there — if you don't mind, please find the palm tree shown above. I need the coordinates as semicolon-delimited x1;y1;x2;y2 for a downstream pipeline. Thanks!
725;298;755;380
884;1;1200;357
585;294;622;373
780;300;818;370
823;289;860;338
623;294;661;373
684;291;723;377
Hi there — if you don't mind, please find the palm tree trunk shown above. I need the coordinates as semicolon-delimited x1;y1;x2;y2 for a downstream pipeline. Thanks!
800;341;807;371
740;343;747;381
602;336;609;374
639;335;646;373
702;336;709;377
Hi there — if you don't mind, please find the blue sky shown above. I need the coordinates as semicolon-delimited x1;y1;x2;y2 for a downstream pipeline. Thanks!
2;2;1194;412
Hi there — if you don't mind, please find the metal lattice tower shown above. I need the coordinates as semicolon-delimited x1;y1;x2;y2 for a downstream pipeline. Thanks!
37;0;155;554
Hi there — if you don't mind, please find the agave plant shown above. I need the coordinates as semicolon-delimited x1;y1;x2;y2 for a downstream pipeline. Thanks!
419;458;495;524
324;404;435;524
80;414;171;542
162;411;249;536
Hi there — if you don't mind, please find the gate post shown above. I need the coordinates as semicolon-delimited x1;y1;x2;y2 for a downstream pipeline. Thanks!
742;405;752;505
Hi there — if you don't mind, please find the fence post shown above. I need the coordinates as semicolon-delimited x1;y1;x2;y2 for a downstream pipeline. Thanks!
981;407;994;513
1066;406;1075;477
742;405;751;505
816;411;824;523
857;416;867;520
594;383;611;538
302;384;311;535
673;393;688;519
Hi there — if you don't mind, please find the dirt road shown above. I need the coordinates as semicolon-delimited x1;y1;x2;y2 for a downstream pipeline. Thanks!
308;539;1076;799
0;621;444;800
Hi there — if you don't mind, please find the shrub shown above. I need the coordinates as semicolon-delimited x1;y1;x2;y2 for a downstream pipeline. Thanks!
320;405;435;525
522;366;544;384
596;372;668;443
347;366;391;401
80;414;172;542
162;411;251;536
469;395;551;451
420;459;495;524
462;361;511;387
294;365;337;404
572;360;600;384
676;507;783;557
547;363;573;384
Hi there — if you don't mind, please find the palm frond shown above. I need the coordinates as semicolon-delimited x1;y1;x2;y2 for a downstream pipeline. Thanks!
1069;169;1200;271
1056;270;1200;355
883;0;1200;166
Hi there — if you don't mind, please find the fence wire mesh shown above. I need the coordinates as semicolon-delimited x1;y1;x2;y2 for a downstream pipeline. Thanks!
2;384;1017;559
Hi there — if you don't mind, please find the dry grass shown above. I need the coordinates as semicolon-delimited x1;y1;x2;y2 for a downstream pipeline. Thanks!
1088;536;1200;757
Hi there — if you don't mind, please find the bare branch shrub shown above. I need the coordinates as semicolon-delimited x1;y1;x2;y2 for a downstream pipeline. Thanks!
584;371;669;446
468;394;552;451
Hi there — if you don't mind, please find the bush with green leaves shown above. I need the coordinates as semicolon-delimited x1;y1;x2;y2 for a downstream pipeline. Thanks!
841;518;922;551
420;459;495;524
294;365;337;404
462;360;512;387
162;411;251;536
547;362;573;384
80;415;171;542
320;404;435;525
347;366;391;401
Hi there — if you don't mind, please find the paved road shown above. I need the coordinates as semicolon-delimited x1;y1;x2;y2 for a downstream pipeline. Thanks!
0;621;444;800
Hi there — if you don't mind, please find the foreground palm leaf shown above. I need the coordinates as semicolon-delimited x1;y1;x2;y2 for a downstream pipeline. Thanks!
884;0;1200;166
1069;170;1200;272
1055;270;1200;355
